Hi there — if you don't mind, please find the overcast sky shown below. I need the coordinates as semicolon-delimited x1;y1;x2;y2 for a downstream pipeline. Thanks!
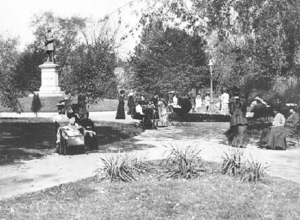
0;0;141;56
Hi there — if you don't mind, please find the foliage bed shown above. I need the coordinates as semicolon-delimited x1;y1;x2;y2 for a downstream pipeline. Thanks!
1;160;300;220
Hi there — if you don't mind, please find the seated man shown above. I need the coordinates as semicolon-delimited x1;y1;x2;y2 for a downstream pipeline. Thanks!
80;112;98;150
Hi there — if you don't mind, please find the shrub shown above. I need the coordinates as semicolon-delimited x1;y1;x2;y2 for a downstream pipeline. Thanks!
221;149;243;177
221;150;270;183
31;93;42;116
95;151;147;182
240;155;270;183
162;142;204;179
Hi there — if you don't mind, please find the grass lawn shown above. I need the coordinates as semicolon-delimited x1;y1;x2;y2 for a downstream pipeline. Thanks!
0;96;122;112
0;119;143;165
0;161;299;220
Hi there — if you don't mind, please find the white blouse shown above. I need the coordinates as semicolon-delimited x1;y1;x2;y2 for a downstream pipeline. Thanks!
272;113;285;127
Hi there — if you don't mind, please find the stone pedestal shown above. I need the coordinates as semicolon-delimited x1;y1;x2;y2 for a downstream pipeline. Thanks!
38;62;63;97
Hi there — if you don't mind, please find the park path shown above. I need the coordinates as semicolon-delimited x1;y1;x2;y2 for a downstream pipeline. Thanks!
1;112;300;200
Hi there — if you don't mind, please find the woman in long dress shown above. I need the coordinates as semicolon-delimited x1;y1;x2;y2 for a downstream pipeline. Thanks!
127;93;135;115
225;93;248;148
195;94;202;113
157;98;169;126
116;90;126;119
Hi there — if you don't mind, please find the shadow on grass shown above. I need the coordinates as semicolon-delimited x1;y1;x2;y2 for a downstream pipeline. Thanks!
0;120;144;165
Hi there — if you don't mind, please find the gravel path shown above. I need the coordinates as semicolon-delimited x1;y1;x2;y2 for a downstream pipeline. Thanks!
1;118;300;200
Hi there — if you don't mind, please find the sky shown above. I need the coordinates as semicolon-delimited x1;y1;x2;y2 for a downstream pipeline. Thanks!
0;0;142;57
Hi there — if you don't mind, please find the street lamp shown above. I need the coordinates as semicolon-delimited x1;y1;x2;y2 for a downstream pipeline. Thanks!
208;59;214;104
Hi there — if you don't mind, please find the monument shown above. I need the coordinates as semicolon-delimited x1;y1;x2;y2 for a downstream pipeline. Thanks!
37;28;63;97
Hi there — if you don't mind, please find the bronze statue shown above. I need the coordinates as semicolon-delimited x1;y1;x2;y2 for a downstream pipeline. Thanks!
44;28;55;62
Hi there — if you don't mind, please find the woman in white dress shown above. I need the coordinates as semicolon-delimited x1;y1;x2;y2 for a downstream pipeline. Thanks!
195;94;202;113
158;98;169;126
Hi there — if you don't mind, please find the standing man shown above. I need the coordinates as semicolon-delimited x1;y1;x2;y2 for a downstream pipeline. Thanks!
221;88;230;115
44;28;55;63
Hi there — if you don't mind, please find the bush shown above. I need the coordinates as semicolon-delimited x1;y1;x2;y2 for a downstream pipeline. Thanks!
162;142;204;179
31;93;42;116
221;149;270;183
240;155;270;183
95;151;147;182
221;149;243;177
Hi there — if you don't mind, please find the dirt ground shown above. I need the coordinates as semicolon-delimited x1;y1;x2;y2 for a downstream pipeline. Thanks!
1;122;300;200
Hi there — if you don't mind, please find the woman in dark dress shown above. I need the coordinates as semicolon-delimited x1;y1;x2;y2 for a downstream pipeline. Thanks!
116;90;126;119
127;93;135;115
225;92;248;148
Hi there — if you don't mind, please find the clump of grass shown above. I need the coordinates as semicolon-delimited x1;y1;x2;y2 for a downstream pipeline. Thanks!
221;149;243;176
240;155;270;183
161;142;204;179
221;149;270;183
95;151;148;182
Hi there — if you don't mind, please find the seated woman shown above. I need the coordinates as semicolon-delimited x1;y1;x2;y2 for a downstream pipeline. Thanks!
284;107;300;135
80;112;98;151
134;101;145;121
258;107;289;150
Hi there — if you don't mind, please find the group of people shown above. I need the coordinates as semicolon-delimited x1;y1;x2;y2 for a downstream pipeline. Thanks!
115;90;170;127
224;88;300;150
258;107;299;150
53;107;98;153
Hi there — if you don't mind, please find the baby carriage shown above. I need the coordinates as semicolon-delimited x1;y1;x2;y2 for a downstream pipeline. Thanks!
57;126;87;155
131;105;158;130
169;97;192;126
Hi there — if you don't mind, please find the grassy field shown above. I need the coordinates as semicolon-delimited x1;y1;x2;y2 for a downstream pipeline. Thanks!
0;160;299;220
0;96;121;112
0;119;143;165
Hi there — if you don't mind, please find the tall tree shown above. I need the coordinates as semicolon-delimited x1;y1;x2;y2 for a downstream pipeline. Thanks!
130;20;208;95
0;35;22;112
60;40;118;102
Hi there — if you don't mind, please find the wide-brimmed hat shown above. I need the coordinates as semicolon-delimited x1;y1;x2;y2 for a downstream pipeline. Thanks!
128;92;134;96
255;97;261;101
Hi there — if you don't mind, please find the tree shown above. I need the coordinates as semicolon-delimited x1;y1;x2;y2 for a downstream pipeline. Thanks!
31;93;42;116
0;34;22;112
14;43;45;93
129;20;208;95
131;0;300;98
60;41;118;103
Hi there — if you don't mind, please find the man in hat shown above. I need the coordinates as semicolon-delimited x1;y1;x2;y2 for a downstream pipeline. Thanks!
44;28;55;62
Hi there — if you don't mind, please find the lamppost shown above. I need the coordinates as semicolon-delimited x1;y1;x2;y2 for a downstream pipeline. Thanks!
208;59;214;104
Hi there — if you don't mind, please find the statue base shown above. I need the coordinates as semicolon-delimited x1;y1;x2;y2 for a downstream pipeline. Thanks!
37;62;64;97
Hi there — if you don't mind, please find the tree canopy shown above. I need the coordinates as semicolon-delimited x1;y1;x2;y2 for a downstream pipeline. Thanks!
130;20;208;95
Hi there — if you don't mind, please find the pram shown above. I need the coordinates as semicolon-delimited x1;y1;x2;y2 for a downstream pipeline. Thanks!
246;106;274;125
130;105;158;130
169;97;192;126
57;126;87;155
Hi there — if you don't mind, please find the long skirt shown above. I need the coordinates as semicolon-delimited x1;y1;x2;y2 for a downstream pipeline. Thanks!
116;103;125;119
225;125;248;148
259;126;289;150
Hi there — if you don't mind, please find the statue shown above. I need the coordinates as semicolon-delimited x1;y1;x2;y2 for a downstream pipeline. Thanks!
44;28;55;63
